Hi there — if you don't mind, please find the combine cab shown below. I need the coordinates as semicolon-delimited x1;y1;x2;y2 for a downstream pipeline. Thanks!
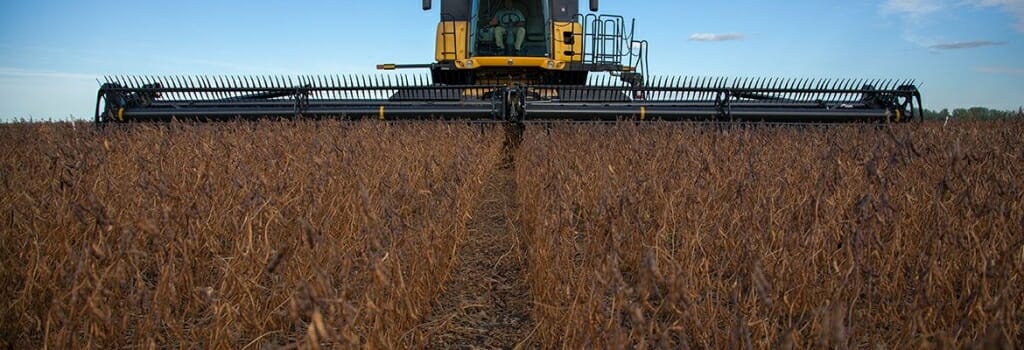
96;0;922;123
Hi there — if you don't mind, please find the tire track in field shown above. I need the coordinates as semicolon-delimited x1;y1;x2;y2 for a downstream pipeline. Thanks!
417;163;533;349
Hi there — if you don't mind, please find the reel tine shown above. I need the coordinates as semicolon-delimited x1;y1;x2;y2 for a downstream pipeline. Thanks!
168;76;178;100
240;75;249;97
785;77;797;102
202;76;213;100
184;75;195;100
129;75;140;91
216;76;226;99
342;74;350;99
831;78;847;101
682;76;692;100
348;74;357;99
854;78;866;102
352;74;360;99
696;76;705;101
799;78;810;102
252;75;261;93
652;75;660;100
400;74;408;101
146;75;156;96
356;75;363;99
851;79;860;103
364;75;372;99
811;78;819;101
229;75;239;98
335;74;343;99
326;75;335;99
804;78;814;102
783;77;795;101
800;78;811;101
704;76;713;102
194;76;204;100
811;77;819;101
820;78;831;101
375;74;382;100
768;77;779;101
821;78;832;102
201;76;212;100
786;78;796;101
184;76;195;100
199;75;210;100
671;75;681;101
685;76;695;101
317;75;326;99
727;77;737;100
210;75;221;99
206;76;215;99
653;76;662;100
830;78;841;102
696;76;705;100
669;75;678;101
688;75;696;99
749;76;757;99
214;75;223;99
223;76;232;99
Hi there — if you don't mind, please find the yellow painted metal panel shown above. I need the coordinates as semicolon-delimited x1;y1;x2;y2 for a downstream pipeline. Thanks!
435;21;468;62
454;57;565;70
551;21;583;63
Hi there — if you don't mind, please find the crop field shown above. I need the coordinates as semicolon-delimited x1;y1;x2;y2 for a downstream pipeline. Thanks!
1;120;1022;348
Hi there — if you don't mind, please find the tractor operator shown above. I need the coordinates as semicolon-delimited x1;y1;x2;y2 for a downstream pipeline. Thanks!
490;0;526;54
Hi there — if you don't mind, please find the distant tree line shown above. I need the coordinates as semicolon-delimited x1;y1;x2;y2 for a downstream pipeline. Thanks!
921;106;1024;121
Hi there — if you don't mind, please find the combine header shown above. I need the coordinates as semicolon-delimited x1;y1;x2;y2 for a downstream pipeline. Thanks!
96;0;922;123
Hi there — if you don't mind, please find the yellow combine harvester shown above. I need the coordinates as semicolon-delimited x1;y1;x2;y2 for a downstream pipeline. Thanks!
96;0;922;123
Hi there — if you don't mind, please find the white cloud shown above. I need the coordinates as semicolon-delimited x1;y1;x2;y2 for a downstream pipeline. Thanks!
883;0;1024;31
688;33;745;42
929;40;1006;49
0;67;96;80
973;65;1024;74
966;0;1024;31
881;0;945;16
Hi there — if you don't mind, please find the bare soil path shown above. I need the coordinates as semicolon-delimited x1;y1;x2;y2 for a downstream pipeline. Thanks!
418;165;533;349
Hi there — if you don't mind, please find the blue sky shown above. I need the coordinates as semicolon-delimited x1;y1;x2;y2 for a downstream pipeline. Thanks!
0;0;1021;120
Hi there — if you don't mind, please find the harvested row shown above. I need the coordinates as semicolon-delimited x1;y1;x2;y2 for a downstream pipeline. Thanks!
516;122;1024;348
0;121;502;348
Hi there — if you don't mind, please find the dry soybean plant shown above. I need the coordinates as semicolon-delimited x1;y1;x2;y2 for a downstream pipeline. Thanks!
0;121;502;348
516;121;1023;348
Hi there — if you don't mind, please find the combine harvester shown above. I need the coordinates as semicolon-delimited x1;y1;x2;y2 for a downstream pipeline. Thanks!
95;0;922;123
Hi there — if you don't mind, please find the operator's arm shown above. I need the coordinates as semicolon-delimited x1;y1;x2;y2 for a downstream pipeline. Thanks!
490;9;504;26
513;9;526;27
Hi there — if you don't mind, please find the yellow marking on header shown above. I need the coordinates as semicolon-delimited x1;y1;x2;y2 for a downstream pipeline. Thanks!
640;106;647;121
117;108;124;121
895;109;903;122
379;106;385;120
